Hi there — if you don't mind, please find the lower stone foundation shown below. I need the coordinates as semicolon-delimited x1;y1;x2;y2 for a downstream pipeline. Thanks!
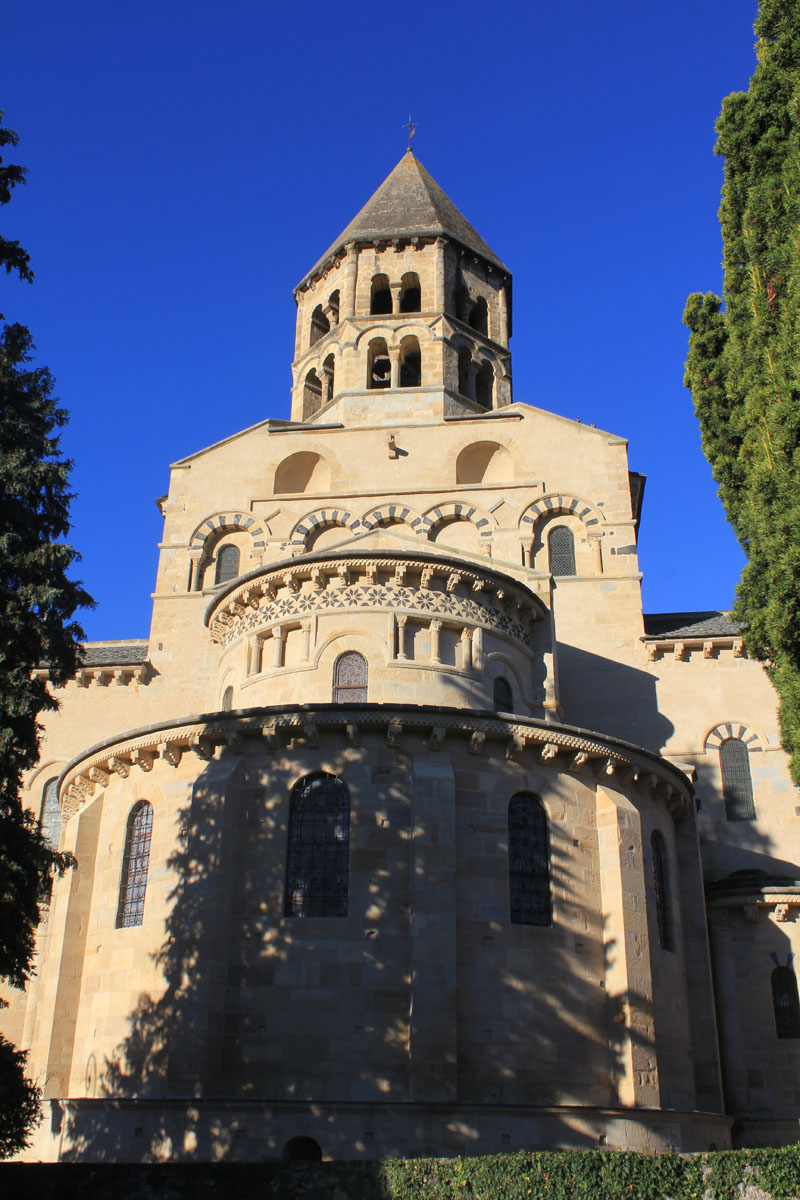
23;1099;733;1162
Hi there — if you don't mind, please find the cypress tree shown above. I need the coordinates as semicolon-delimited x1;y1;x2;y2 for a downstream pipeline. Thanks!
684;0;800;782
0;112;92;1155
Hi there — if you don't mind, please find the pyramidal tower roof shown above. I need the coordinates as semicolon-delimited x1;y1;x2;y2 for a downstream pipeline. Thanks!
298;150;508;286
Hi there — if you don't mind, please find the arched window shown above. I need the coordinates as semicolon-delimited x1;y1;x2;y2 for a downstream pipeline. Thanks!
367;339;391;390
221;686;234;711
215;544;240;586
309;305;330;347
469;296;488;335
772;966;800;1038
333;651;368;703
454;283;471;323
651;830;673;951
327;289;340;325
399;336;421;387
720;737;756;820
284;773;350;918
508;792;551;926
399;272;421;313
475;361;493;410
116;801;154;928
370;274;392;315
303;368;322;417
322;353;335;406
493;676;513;713
39;777;61;850
458;348;472;399
548;526;576;577
283;1136;323;1162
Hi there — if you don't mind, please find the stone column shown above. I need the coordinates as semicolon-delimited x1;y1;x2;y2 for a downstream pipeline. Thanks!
460;627;473;671
390;281;402;314
343;243;358;319
320;366;333;407
429;619;441;663
596;786;661;1108
396;615;407;660
472;625;483;671
434;237;447;314
272;626;286;668
590;533;603;574
301;621;311;662
409;754;458;1102
498;281;509;346
389;346;401;390
188;549;204;592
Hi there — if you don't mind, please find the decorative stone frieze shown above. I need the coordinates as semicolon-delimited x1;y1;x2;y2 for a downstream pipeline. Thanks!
205;552;546;649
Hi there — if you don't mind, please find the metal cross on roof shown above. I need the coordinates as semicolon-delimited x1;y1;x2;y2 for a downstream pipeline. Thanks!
403;114;417;150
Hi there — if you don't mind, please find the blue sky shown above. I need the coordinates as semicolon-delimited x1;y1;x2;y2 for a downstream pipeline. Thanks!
4;0;758;640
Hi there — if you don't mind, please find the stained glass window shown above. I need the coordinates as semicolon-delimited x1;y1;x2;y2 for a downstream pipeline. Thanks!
215;544;240;585
651;830;673;951
548;526;576;577
333;651;367;703
40;777;61;850
508;792;551;926
772;966;800;1038
116;801;154;928
284;773;349;918
720;737;756;820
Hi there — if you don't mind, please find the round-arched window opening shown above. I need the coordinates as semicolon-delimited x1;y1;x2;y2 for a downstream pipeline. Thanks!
493;676;513;713
282;1136;323;1162
370;274;392;316
469;296;488;335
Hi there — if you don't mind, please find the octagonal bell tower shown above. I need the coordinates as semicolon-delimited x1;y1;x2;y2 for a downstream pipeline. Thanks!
290;150;513;425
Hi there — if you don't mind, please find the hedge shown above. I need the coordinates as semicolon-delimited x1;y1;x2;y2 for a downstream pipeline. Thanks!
1;1147;800;1199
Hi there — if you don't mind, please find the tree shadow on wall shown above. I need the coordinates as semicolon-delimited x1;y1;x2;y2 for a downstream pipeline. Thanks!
60;699;729;1163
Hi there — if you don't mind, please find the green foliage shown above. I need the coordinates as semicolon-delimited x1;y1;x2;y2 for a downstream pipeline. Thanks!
0;1149;799;1198
0;111;33;288
683;0;800;781
0;114;91;1157
0;1034;41;1159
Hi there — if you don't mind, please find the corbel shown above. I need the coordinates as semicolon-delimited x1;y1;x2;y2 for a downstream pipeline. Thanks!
131;748;155;772
703;641;714;659
112;670;125;687
303;721;319;748
88;766;109;788
569;752;589;773
311;568;325;591
387;720;403;748
346;723;360;747
733;639;745;658
108;756;130;779
420;566;434;589
192;734;215;761
429;726;446;751
673;642;686;661
645;643;658;662
336;564;350;587
225;730;244;755
261;721;278;754
540;743;560;762
446;571;462;593
469;730;486;756
76;775;95;798
365;562;378;585
394;563;407;586
159;742;182;768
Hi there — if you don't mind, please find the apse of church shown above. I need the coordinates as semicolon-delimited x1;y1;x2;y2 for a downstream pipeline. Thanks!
6;151;799;1162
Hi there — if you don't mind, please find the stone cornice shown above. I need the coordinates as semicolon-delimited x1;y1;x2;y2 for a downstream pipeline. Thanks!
643;637;745;662
205;550;549;646
57;704;693;819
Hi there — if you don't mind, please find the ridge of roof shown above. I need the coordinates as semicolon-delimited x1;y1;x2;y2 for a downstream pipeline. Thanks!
642;611;742;640
297;151;508;288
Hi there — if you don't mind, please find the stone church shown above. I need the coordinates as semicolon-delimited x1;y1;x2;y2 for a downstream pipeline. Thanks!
6;150;800;1161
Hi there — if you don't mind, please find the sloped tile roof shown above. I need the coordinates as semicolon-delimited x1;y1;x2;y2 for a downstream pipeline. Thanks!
642;611;742;640
79;640;149;667
298;151;508;286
